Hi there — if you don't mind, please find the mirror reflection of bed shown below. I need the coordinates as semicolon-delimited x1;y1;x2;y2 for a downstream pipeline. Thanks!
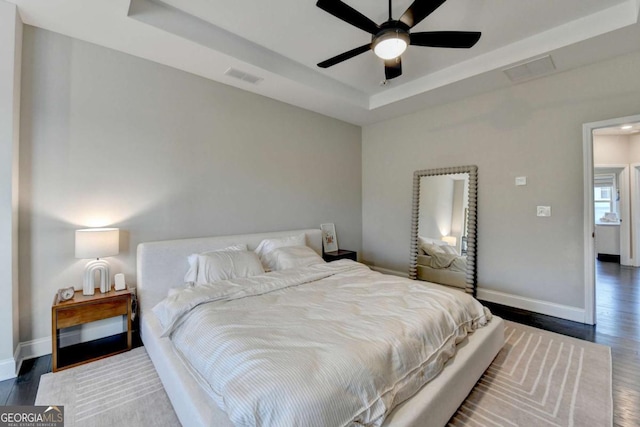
409;166;478;294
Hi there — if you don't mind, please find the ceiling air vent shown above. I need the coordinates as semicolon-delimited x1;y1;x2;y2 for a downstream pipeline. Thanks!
503;55;556;83
224;67;263;85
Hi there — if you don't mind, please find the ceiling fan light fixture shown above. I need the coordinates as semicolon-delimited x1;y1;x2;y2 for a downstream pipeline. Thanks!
316;0;481;79
373;29;409;60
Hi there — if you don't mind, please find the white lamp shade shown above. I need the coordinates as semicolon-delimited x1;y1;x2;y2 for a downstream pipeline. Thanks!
75;228;120;259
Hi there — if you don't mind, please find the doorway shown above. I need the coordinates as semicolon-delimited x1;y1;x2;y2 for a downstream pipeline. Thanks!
593;165;629;264
583;114;640;324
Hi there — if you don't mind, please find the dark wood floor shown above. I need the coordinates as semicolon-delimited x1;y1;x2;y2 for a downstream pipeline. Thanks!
0;331;141;407
0;354;51;406
1;261;638;426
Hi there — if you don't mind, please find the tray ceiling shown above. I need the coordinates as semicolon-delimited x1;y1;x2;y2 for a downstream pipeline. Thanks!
9;0;640;124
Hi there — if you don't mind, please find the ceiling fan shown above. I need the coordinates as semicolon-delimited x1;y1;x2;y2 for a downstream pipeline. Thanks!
316;0;481;80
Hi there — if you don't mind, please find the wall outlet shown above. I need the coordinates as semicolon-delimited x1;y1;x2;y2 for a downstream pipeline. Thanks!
515;176;527;186
537;206;551;217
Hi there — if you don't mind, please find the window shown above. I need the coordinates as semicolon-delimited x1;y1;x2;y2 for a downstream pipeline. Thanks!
594;173;618;222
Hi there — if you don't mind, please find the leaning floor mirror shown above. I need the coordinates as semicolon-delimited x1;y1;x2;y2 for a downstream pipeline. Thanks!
409;165;478;295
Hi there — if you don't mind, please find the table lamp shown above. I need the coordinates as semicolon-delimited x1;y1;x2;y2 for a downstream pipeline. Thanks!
442;235;457;247
75;228;119;295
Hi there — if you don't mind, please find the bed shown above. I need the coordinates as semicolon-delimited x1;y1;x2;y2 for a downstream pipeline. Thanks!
137;229;504;427
416;236;467;290
416;254;467;289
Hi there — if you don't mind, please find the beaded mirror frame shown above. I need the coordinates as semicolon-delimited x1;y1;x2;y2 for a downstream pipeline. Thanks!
409;165;478;295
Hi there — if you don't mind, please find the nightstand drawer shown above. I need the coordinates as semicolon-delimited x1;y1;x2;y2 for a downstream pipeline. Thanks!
56;298;128;329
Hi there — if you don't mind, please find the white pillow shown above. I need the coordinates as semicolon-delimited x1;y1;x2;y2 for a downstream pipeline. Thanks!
418;236;447;247
184;244;248;284
168;284;192;297
264;246;325;271
440;245;458;255
195;250;264;285
254;234;306;271
420;242;445;257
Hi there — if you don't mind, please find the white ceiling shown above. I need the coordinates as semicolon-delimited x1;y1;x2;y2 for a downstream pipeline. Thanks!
593;123;640;136
10;0;640;125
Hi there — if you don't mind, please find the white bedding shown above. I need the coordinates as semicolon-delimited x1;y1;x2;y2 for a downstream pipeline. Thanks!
417;253;467;272
153;260;491;427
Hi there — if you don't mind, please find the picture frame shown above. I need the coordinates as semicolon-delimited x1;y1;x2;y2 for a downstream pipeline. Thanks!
320;223;338;253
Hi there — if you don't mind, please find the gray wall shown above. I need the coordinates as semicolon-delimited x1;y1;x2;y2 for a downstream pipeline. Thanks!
418;175;454;240
19;27;362;344
362;50;640;310
594;134;640;164
0;1;21;375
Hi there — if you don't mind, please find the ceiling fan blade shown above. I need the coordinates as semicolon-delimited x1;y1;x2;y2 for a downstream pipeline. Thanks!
410;31;481;48
316;0;380;35
384;57;402;80
399;0;447;28
318;44;372;68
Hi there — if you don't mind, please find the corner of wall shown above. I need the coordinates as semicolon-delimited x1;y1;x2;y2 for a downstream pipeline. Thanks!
0;353;17;381
0;363;16;381
0;0;23;370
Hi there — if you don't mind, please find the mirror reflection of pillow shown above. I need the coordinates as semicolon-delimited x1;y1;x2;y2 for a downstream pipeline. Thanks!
429;252;458;269
440;245;458;255
420;243;445;256
418;236;434;247
418;236;448;246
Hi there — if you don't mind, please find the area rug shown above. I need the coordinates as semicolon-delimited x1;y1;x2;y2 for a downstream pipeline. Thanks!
448;321;612;427
36;348;179;426
36;320;612;427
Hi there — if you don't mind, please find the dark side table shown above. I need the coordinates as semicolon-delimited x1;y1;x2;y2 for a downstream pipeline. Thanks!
323;249;357;262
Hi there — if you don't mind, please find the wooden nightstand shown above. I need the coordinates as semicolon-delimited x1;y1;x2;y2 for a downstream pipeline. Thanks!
323;249;357;262
51;288;133;372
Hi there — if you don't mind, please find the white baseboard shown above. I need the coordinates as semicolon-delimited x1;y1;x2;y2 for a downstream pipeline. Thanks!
18;337;51;360
15;336;51;372
364;268;586;323
477;288;586;323
0;356;16;381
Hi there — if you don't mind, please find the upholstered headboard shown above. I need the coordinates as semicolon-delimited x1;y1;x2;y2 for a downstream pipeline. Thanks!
136;229;322;316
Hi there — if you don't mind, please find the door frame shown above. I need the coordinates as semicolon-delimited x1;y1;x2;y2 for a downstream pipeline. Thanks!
593;164;630;265
583;113;640;325
631;163;640;266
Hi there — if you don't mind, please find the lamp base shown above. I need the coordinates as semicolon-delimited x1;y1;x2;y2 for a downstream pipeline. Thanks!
83;259;111;295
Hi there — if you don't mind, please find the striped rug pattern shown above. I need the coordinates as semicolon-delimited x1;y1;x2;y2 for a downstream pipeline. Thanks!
36;321;612;427
36;348;179;427
449;321;612;427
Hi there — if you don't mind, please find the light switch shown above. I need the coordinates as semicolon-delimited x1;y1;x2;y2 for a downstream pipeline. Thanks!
515;176;527;186
537;206;551;217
